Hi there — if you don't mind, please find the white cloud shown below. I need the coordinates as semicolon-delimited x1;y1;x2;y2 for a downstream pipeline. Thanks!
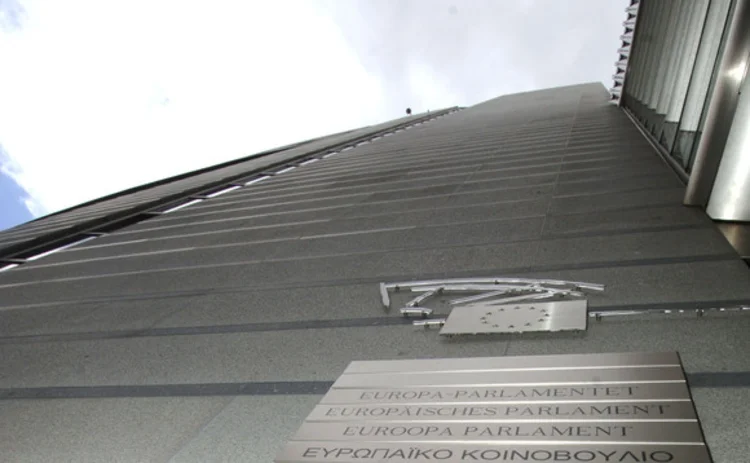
0;0;387;216
406;61;462;111
0;0;626;220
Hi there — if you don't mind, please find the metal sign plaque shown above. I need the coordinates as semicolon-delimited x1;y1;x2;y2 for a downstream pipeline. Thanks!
276;443;711;462
274;352;712;462
307;401;697;421
440;300;587;335
292;421;703;443
320;382;692;404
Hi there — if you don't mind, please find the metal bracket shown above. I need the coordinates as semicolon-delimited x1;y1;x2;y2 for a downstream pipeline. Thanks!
400;307;434;318
413;319;445;328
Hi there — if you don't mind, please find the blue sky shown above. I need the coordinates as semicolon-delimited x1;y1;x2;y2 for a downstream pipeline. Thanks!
0;157;33;231
0;0;627;232
0;175;33;230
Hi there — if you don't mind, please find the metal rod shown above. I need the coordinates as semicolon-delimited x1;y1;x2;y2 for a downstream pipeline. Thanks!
406;289;438;307
385;278;604;291
467;293;556;306
410;284;522;292
379;283;390;309
588;306;750;318
448;290;512;305
414;284;585;297
450;289;583;306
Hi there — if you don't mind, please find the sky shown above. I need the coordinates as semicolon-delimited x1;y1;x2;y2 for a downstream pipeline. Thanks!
0;0;627;231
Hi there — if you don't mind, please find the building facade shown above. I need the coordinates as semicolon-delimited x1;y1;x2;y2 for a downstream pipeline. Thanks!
2;14;750;458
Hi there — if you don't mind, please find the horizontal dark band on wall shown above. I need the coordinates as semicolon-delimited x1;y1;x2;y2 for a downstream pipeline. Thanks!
687;372;750;388
0;223;718;288
0;381;335;399
1;297;748;345
12;219;711;275
204;169;674;215
0;252;739;310
47;203;698;264
0;317;413;344
115;185;681;237
185;156;664;206
111;173;677;233
595;300;750;313
1;372;748;400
